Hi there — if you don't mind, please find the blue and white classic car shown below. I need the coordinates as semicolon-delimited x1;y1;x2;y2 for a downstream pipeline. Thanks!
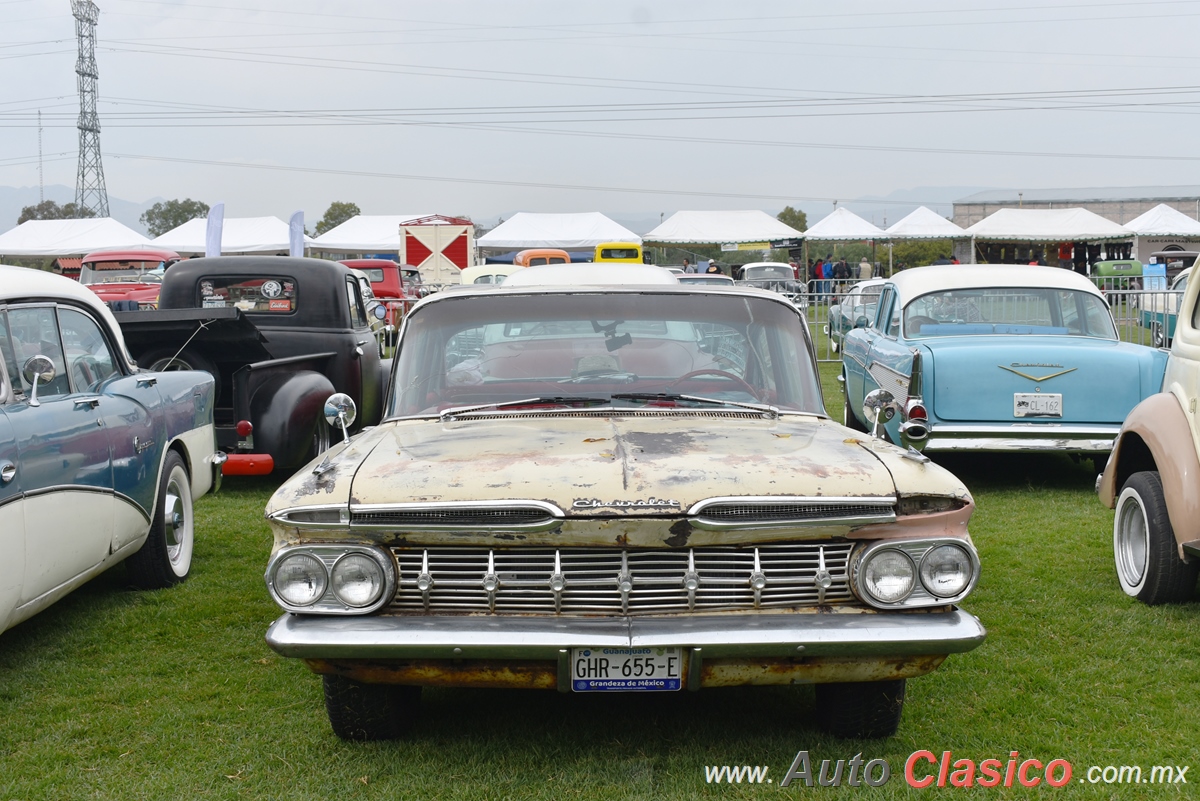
841;265;1168;461
0;265;221;635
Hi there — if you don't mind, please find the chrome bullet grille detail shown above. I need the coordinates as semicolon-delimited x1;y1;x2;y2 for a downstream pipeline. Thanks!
388;543;853;616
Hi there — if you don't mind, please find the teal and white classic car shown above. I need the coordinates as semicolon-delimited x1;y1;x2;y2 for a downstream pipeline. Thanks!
841;265;1168;464
0;265;221;636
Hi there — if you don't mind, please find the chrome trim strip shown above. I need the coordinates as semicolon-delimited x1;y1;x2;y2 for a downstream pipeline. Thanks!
927;424;1122;435
268;504;350;529
925;438;1114;453
264;609;987;660
348;499;565;532
114;490;152;525
687;495;897;516
23;484;112;499
687;495;897;530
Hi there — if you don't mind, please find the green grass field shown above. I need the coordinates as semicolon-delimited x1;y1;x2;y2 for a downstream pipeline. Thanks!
1;373;1195;799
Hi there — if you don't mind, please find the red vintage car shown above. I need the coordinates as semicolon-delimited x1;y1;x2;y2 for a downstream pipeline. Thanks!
339;259;422;339
79;248;182;310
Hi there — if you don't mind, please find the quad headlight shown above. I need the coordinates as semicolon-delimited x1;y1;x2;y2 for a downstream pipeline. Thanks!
919;543;972;598
852;539;979;608
274;552;327;606
331;553;386;608
860;549;916;604
266;545;395;614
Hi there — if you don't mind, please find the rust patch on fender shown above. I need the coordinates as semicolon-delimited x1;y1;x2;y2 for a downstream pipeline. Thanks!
665;519;692;546
306;658;557;690
700;654;947;687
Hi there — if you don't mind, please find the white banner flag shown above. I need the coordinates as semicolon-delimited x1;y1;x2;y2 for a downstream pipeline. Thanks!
205;202;225;258
288;210;305;257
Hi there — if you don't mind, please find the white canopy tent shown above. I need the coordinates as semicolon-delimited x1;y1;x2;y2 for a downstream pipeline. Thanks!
308;214;433;253
966;208;1134;265
1122;204;1200;260
965;208;1132;241
802;208;887;242
0;218;150;257
885;207;969;240
151;216;313;255
801;208;889;275
477;212;640;249
643;210;799;245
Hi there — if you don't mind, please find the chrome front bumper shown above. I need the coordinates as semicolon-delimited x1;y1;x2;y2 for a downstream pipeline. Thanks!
922;423;1120;454
265;608;986;661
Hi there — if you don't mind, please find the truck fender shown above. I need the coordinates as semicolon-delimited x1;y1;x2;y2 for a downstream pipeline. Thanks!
250;371;336;472
1099;392;1200;551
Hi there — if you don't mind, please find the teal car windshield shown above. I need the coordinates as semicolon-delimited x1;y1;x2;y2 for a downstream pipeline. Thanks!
903;288;1117;340
388;292;824;417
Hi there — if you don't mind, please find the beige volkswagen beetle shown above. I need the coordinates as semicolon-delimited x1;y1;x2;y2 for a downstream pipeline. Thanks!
261;264;986;741
1099;261;1200;604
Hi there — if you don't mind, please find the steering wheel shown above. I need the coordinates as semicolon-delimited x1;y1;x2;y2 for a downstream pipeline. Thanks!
667;369;761;401
906;315;937;333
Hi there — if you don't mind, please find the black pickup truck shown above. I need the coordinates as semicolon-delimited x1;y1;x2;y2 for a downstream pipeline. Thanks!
114;256;386;475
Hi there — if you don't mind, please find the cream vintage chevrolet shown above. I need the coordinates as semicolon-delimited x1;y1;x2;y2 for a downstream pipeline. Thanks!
262;264;986;741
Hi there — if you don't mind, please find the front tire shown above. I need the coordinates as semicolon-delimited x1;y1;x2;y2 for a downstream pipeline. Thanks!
814;679;906;738
322;675;420;741
1113;471;1198;604
126;451;194;589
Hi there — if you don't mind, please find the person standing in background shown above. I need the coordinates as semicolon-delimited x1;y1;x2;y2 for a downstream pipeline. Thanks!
858;257;872;281
682;258;695;273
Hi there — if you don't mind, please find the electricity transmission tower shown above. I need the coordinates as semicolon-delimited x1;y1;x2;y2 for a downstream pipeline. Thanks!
72;0;108;217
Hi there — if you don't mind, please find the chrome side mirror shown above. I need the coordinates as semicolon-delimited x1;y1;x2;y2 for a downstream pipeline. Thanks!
862;388;902;440
324;393;358;444
854;315;870;329
22;355;56;407
373;304;387;320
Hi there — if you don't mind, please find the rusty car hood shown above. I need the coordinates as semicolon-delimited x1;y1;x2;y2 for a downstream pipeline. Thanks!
343;413;897;511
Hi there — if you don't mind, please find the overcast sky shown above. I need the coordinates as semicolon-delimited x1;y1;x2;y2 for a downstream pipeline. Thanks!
4;0;1200;228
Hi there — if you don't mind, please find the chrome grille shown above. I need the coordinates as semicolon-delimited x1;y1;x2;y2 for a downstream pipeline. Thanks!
696;501;894;522
353;507;554;528
388;543;854;615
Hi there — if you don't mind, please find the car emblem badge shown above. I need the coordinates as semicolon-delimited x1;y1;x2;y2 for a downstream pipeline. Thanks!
998;365;1077;382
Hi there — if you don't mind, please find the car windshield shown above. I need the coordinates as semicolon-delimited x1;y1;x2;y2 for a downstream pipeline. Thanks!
388;291;823;417
743;266;791;280
79;265;164;285
903;287;1117;339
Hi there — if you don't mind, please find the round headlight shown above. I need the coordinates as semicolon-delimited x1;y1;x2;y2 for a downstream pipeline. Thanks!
919;544;972;598
860;549;916;604
274;552;328;606
331;553;385;608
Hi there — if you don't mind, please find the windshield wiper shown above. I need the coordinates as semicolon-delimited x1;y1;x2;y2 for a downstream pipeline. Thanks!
439;396;608;420
611;392;779;418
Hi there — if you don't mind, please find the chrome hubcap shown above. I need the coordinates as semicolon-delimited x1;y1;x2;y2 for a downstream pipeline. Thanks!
1116;496;1148;586
164;483;185;561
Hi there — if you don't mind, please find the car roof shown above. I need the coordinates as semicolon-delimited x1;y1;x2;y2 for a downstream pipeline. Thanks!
889;264;1105;303
741;261;792;269
81;247;181;264
0;264;137;365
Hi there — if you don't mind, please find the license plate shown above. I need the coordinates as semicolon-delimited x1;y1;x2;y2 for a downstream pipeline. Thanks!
570;647;682;692
1014;393;1062;418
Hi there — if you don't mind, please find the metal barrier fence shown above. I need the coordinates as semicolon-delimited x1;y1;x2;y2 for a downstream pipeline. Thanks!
367;278;1186;364
804;277;1185;362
